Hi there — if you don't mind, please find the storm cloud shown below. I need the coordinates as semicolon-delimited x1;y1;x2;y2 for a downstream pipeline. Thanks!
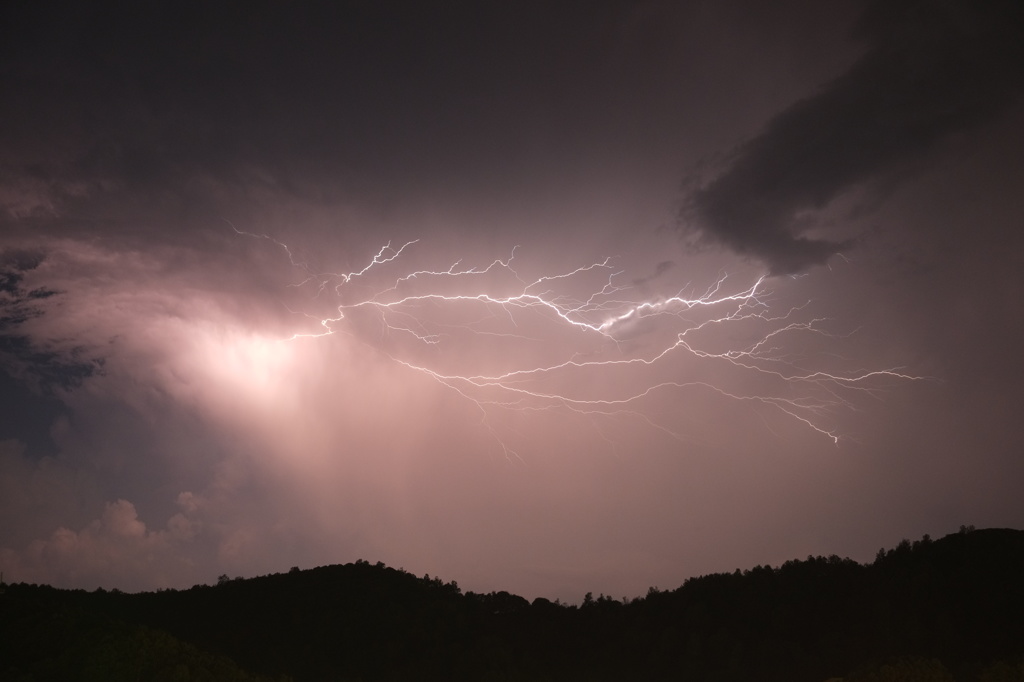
1;1;1022;601
683;0;1024;274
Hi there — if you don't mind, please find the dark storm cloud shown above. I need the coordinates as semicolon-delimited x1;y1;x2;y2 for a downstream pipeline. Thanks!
0;250;99;389
682;0;1024;274
0;0;658;234
0;250;98;458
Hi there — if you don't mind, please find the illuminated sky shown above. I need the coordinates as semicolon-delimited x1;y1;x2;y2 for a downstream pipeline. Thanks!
2;0;1023;600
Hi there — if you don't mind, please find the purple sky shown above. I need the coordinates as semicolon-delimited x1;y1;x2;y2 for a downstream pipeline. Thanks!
2;0;1023;601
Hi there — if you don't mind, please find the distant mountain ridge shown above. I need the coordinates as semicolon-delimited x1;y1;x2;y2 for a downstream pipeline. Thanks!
2;527;1023;681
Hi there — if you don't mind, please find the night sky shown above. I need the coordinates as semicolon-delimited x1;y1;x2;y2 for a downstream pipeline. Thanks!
2;0;1023;601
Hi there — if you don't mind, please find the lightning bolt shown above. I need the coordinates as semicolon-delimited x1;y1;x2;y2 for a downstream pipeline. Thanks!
233;225;926;458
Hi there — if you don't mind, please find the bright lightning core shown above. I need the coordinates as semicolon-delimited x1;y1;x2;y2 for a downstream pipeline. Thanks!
240;229;923;457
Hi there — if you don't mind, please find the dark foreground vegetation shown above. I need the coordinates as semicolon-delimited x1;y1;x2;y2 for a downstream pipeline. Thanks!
2;527;1023;681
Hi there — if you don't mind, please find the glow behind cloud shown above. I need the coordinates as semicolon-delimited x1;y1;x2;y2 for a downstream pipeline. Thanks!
1;0;1022;602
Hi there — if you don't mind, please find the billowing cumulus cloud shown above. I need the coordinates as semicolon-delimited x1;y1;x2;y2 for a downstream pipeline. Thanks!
0;496;204;591
682;0;1024;274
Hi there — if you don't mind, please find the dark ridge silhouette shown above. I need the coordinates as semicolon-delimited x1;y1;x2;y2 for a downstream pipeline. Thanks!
2;527;1023;681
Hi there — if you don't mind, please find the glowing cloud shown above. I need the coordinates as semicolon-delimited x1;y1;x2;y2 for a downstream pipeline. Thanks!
238;229;926;456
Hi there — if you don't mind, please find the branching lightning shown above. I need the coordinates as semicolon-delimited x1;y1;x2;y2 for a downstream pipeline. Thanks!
234;226;925;457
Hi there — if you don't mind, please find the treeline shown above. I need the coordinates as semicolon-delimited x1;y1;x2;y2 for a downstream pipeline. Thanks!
2;527;1023;681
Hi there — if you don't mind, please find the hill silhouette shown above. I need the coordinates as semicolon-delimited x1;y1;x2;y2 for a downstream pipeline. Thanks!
2;527;1023;681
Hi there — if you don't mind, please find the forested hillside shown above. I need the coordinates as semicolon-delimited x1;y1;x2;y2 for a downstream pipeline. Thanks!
2;527;1023;681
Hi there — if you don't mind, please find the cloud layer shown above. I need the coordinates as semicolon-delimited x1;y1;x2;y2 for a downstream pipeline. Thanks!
683;0;1024;273
1;1;1023;601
